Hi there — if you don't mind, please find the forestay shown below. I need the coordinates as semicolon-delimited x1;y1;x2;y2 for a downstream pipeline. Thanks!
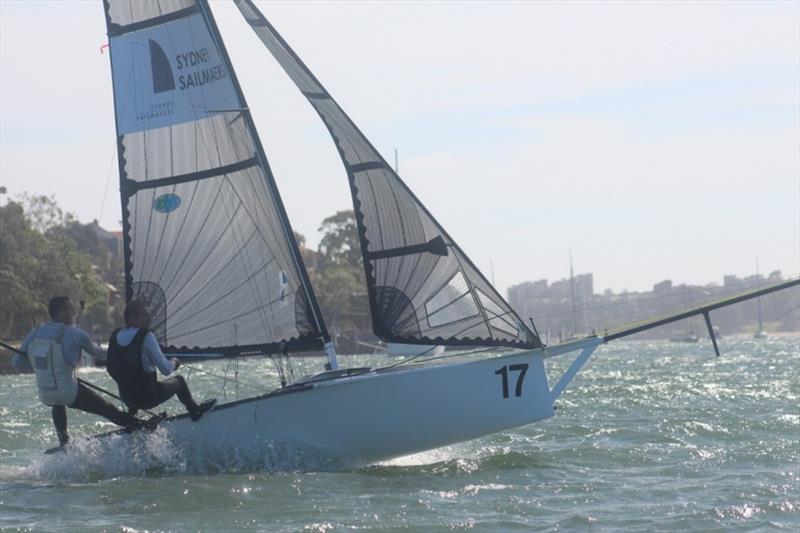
103;0;327;356
234;0;541;349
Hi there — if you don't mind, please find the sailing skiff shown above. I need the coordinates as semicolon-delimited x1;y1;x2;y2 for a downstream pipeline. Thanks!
93;0;798;464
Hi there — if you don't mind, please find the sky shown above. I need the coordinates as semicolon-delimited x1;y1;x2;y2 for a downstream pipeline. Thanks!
1;0;798;295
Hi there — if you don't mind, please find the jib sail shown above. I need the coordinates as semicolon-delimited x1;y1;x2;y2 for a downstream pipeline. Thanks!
233;0;541;350
103;0;328;356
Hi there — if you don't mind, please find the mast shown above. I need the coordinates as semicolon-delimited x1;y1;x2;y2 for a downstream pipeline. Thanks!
569;250;578;337
756;258;763;332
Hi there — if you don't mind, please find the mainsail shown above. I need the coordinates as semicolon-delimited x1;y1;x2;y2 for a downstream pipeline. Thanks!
234;0;541;349
103;0;328;356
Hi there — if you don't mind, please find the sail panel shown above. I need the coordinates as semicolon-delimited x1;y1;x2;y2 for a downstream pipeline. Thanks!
105;0;196;29
105;0;327;356
234;0;541;349
121;113;255;183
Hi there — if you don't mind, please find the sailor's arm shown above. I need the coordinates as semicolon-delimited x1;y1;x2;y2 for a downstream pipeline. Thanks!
143;333;177;376
72;328;107;363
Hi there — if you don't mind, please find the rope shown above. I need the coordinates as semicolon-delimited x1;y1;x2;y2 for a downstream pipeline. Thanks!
180;361;266;393
378;345;500;371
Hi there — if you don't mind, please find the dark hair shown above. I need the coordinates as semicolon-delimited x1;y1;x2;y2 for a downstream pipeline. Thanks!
124;300;149;324
48;296;71;320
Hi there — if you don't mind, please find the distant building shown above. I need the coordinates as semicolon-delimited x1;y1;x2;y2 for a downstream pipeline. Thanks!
507;271;797;338
723;275;740;287
654;280;672;294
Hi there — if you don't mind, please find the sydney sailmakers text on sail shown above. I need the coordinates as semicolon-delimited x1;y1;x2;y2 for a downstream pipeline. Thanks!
112;12;240;135
175;48;228;90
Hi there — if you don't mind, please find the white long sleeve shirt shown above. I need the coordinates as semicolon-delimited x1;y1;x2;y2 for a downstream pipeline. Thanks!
114;327;175;376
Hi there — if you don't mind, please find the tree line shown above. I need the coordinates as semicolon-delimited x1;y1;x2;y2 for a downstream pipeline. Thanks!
0;193;368;343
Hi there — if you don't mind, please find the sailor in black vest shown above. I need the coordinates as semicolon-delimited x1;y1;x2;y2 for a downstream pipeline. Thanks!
107;300;216;421
13;296;141;447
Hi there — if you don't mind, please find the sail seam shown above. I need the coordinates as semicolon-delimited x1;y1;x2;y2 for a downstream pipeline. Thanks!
122;157;259;194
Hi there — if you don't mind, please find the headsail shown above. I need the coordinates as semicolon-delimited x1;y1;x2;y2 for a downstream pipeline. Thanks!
234;0;541;349
103;0;328;356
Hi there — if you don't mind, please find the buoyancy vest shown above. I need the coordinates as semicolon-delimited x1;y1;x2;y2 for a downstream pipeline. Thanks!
107;328;157;408
27;324;79;406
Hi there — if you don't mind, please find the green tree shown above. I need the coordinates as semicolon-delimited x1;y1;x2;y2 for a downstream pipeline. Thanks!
18;192;75;233
318;210;362;271
311;210;369;337
313;264;364;333
0;197;108;339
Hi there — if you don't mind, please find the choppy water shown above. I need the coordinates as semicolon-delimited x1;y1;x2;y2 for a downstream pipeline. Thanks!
1;337;798;532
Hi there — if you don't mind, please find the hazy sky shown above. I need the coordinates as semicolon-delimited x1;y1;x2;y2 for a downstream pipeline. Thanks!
1;0;798;294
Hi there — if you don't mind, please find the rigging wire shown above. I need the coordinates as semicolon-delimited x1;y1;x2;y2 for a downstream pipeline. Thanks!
177;299;798;400
180;361;266;393
97;143;118;223
378;345;500;372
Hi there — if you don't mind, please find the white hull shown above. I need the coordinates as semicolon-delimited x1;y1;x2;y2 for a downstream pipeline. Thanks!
138;338;600;464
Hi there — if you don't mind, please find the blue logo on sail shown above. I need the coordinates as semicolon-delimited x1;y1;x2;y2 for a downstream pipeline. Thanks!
149;39;175;93
153;193;181;213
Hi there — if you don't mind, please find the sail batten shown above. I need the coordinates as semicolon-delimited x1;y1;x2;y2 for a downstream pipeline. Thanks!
104;0;328;357
234;0;541;350
121;157;260;192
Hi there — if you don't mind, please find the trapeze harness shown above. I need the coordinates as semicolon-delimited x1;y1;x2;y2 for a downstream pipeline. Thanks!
27;324;78;406
107;328;158;409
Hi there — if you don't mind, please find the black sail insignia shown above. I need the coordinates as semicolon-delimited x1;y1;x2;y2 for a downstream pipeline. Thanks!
234;0;541;350
103;0;328;356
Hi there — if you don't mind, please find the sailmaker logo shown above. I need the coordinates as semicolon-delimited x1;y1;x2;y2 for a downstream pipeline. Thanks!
147;38;230;94
124;31;233;130
149;40;175;93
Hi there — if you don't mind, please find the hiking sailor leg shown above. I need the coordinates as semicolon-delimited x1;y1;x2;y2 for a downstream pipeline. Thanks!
70;382;139;428
52;405;69;447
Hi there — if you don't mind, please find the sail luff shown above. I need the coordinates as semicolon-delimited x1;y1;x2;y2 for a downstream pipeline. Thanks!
103;2;133;304
196;0;329;344
233;0;541;350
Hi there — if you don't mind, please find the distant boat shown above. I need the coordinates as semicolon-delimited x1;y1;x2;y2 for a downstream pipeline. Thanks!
753;260;769;339
671;287;699;343
670;333;699;343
